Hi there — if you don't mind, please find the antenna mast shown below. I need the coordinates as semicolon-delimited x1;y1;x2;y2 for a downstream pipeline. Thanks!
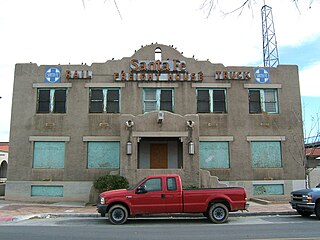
261;4;279;67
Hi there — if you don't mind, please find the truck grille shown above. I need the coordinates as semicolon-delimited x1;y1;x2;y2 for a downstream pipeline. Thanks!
291;193;312;203
292;194;304;202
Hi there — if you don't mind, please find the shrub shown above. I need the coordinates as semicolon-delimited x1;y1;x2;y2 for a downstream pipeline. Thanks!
93;175;129;193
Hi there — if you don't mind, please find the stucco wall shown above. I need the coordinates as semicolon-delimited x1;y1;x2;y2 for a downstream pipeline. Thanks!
7;44;305;202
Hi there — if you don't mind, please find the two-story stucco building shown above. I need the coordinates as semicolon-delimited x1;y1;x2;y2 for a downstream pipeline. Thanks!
6;44;305;202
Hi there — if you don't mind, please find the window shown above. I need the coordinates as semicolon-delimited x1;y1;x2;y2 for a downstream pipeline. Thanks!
155;47;162;61
253;184;284;195
197;89;226;113
89;88;120;113
33;142;65;168
144;178;162;191
37;89;66;113
31;186;64;197
167;177;177;191
199;142;230;168
143;89;173;113
87;141;120;168
249;89;278;114
251;141;282;168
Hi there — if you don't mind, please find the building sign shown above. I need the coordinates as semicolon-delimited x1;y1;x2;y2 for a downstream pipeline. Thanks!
66;70;92;79
254;68;270;84
114;59;203;82
44;67;61;83
215;71;251;80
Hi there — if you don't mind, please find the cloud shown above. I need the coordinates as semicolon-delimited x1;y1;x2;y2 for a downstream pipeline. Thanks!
299;62;320;97
0;0;320;141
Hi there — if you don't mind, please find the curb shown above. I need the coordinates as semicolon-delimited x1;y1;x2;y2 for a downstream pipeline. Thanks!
4;211;298;222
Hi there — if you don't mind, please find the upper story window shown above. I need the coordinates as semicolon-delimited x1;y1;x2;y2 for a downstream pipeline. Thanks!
89;88;120;113
37;88;66;113
197;89;227;113
155;47;162;61
249;89;278;114
143;89;173;113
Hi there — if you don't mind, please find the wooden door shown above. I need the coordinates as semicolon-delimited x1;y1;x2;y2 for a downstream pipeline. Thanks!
150;144;168;169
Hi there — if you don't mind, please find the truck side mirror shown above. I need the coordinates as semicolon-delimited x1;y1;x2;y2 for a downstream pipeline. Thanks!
136;185;147;194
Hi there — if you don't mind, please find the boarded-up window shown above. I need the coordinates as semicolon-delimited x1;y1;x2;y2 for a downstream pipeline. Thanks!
197;89;226;113
160;90;173;112
54;90;66;113
212;90;226;112
38;89;50;113
33;142;65;168
199;141;230;168
90;89;103;113
87;142;120;168
106;90;120;113
89;89;120;113
253;184;284;195
249;90;261;113
251;141;282;168
37;89;66;113
197;90;210;113
31;186;64;197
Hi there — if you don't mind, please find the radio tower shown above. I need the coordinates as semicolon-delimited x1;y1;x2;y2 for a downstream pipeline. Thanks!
261;4;279;67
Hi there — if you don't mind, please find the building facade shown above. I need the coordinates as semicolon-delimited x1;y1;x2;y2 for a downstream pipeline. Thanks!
6;44;305;202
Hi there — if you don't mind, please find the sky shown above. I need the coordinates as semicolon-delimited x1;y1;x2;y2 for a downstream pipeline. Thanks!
0;0;319;142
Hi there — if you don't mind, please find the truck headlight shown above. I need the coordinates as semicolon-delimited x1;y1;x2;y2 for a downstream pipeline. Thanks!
100;197;105;205
302;194;312;203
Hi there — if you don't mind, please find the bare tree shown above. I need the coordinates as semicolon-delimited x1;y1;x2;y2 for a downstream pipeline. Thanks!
81;0;122;19
200;0;317;18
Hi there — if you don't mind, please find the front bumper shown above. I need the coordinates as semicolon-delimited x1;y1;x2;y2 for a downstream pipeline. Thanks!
290;201;315;212
97;203;109;216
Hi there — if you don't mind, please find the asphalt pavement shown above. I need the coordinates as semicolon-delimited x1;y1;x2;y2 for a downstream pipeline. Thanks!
0;197;297;223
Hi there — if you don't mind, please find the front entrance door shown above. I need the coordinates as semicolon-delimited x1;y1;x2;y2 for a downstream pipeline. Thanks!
150;144;168;169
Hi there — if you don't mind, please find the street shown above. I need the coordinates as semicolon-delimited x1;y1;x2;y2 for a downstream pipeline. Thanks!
0;215;319;240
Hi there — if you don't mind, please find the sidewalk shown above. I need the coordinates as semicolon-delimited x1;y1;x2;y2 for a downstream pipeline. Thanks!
0;199;297;222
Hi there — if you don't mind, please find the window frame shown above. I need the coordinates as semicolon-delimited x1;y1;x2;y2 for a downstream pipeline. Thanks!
89;88;120;113
199;141;230;169
143;88;174;113
87;141;120;169
249;89;278;114
166;177;177;191
33;141;65;169
196;88;227;113
143;178;162;192
37;88;67;114
251;141;282;168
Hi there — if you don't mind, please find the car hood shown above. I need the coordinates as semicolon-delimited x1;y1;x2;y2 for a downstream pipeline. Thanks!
100;189;129;198
291;188;320;195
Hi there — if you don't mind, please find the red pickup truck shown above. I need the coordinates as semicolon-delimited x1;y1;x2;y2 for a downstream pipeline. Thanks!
97;174;248;224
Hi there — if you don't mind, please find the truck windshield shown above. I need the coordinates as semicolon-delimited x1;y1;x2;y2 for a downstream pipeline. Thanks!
127;178;146;190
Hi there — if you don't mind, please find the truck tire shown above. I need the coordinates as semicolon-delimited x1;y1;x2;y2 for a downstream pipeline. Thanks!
108;204;128;225
297;210;312;217
207;203;229;224
315;203;320;220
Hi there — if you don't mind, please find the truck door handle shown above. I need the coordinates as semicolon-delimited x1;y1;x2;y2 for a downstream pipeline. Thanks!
161;194;166;199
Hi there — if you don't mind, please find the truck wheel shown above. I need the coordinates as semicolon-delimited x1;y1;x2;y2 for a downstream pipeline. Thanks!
315;203;320;220
208;203;229;224
297;210;312;217
108;205;128;225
